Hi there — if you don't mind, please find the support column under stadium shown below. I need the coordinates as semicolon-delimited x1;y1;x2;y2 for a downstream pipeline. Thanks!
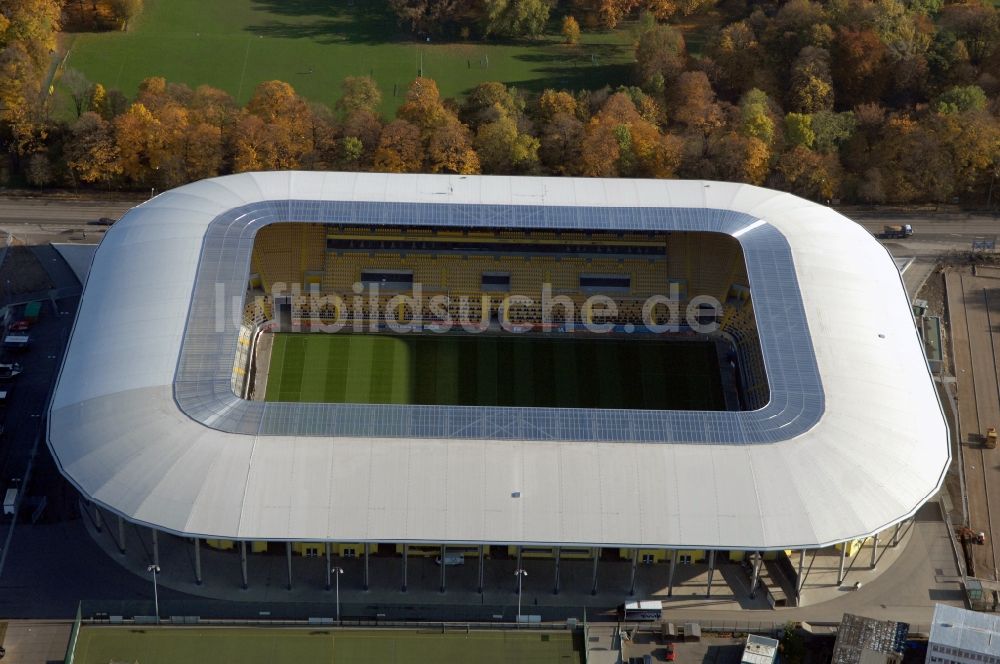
401;544;408;592
240;541;248;590
891;523;902;547
629;549;639;596
749;552;762;599
363;543;370;591
325;543;332;591
837;544;848;585
706;550;716;598
591;548;599;596
515;546;523;594
870;535;879;569
116;516;126;554
796;549;806;602
553;547;561;595
93;504;102;532
285;542;293;590
440;545;446;593
151;528;160;568
667;550;676;597
477;546;485;594
193;537;203;586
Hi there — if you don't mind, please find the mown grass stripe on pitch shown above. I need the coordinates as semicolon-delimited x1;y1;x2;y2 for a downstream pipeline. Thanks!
266;333;726;411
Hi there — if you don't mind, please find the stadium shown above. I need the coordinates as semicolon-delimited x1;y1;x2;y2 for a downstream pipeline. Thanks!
47;172;948;603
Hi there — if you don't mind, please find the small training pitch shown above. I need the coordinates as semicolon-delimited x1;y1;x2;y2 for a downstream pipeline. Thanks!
264;332;725;410
61;0;634;115
71;627;583;664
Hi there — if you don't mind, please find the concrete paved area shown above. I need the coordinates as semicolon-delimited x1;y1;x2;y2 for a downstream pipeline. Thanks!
945;267;1000;580
0;621;72;663
77;500;961;629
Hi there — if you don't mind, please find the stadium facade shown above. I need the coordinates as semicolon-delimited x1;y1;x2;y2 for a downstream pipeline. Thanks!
47;172;948;599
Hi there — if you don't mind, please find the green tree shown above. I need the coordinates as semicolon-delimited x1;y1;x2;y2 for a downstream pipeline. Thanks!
460;82;521;130
810;110;855;154
934;85;988;114
739;89;776;146
785;113;815;149
482;0;550;37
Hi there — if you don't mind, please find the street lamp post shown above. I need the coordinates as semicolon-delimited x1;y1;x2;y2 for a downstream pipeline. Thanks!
332;566;344;624
514;568;527;625
146;564;161;623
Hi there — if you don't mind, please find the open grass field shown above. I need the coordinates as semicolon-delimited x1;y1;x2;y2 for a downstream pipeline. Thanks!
264;332;725;410
72;627;583;664
60;0;635;115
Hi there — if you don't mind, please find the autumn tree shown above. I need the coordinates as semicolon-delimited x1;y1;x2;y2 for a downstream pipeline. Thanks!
340;108;383;169
397;77;451;134
427;115;480;173
708;132;770;185
337;76;382;117
65;112;121;187
189;84;238;128
474;112;540;174
25;151;52;188
789;46;834;113
580;92;682;178
872;116;953;203
671;72;724;135
108;0;143;25
561;15;581;44
241;80;315;170
634;24;686;94
832;28;891;108
184;122;223;181
113;103;163;186
388;0;476;36
707;22;768;99
773;144;842;200
373;119;424;173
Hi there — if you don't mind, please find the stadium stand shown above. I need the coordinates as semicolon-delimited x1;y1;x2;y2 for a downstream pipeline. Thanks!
244;224;767;409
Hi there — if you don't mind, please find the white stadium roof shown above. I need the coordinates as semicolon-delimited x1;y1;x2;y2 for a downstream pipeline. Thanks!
47;172;948;550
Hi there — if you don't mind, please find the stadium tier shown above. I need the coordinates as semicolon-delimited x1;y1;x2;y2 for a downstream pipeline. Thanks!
48;173;948;600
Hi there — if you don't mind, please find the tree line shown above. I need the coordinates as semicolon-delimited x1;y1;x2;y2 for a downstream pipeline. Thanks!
1;0;999;205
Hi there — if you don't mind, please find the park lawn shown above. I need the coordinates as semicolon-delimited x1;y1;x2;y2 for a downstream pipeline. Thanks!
72;627;583;664
59;0;636;117
264;332;725;410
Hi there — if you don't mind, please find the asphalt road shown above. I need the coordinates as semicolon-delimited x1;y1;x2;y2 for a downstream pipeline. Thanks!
0;196;996;237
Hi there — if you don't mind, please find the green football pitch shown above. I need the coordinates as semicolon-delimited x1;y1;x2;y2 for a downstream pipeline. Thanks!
59;0;634;116
264;333;725;410
72;627;583;664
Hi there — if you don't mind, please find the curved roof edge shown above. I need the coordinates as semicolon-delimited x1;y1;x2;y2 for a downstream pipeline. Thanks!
47;172;949;550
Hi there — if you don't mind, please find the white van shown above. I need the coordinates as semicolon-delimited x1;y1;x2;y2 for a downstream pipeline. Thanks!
3;488;18;516
435;554;465;566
